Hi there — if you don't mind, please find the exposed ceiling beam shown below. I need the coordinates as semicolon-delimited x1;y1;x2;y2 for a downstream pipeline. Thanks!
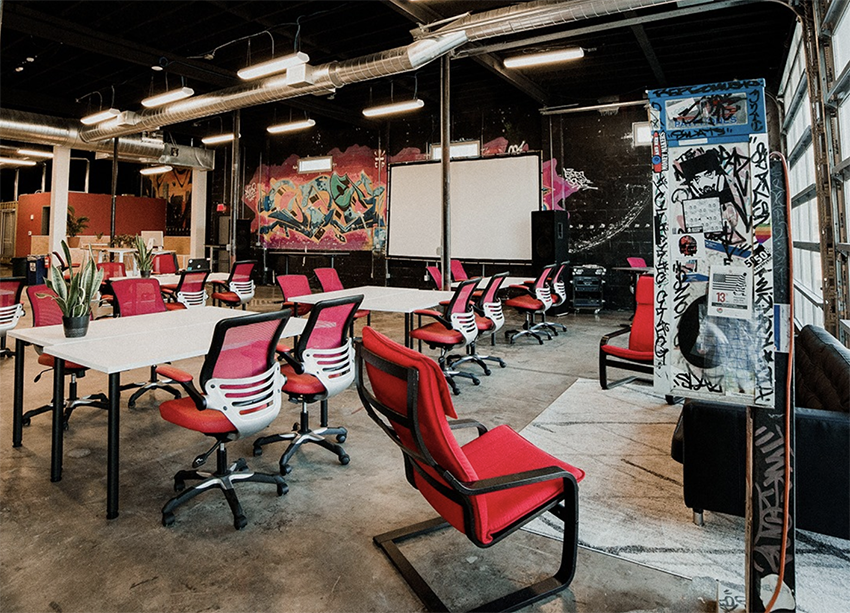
1;2;371;129
628;18;667;86
383;0;552;105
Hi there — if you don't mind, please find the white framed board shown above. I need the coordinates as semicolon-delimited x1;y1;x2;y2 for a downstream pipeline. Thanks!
387;154;541;260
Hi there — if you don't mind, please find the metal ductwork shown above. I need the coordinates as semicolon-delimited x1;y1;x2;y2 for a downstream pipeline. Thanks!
0;109;216;170
413;0;681;41
79;31;468;142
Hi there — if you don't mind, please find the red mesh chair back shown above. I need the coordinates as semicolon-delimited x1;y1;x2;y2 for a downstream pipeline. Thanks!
629;274;654;352
174;270;209;307
225;260;256;303
295;295;363;355
26;285;64;327
531;264;555;306
627;257;647;268
276;274;313;316
152;253;178;275
0;277;26;336
314;267;344;292
96;262;126;281
110;278;167;317
477;272;507;332
550;263;568;305
425;266;442;289
450;260;468;281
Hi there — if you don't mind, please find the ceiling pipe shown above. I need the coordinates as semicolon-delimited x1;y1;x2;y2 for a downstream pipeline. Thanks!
0;108;215;169
79;31;468;142
411;0;682;42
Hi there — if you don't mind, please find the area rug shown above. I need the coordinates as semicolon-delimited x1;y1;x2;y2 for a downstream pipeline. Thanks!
519;378;849;613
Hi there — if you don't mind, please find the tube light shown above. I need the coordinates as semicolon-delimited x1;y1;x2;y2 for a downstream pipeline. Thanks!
17;148;54;158
238;51;310;80
267;118;316;134
141;86;194;108
140;165;173;176
362;98;424;118
80;107;121;125
201;133;235;145
0;157;38;166
503;47;584;68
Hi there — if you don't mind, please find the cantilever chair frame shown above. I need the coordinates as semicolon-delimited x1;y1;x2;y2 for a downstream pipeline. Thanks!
598;323;654;390
355;339;580;613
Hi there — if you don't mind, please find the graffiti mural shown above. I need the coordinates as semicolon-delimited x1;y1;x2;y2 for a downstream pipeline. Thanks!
148;168;192;235
245;145;387;251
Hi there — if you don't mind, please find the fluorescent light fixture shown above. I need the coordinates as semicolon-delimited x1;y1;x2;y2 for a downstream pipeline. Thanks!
632;122;652;147
267;118;316;134
362;98;424;118
202;133;235;145
503;47;584;68
297;156;333;173
238;51;310;80
17;148;54;158
0;156;38;166
141;86;194;108
140;165;173;176
80;107;121;125
430;141;481;161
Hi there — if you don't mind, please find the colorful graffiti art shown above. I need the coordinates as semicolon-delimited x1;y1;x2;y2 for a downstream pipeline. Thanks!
149;168;192;235
245;145;387;251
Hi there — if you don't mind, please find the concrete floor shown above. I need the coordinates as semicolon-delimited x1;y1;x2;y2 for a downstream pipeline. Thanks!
0;282;716;613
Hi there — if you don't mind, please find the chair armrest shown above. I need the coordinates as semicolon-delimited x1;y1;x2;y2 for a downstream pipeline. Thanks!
278;349;305;375
211;281;228;292
414;308;443;318
155;365;206;409
447;465;577;496
601;326;631;345
448;418;488;437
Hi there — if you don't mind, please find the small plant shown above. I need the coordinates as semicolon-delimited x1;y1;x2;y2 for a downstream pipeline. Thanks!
66;206;89;238
45;240;103;319
134;234;154;273
110;234;134;248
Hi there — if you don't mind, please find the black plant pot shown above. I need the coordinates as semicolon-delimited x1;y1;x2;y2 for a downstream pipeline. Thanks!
62;315;90;338
140;270;151;278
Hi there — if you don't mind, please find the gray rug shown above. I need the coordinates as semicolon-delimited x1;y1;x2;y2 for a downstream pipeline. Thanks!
519;378;849;613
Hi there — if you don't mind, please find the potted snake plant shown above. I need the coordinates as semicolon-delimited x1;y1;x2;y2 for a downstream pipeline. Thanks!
133;234;154;277
45;240;104;338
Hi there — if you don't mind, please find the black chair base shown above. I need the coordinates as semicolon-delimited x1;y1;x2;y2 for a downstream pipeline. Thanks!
505;313;552;345
374;510;577;613
23;393;109;430
162;449;287;530
438;356;479;396
253;401;349;474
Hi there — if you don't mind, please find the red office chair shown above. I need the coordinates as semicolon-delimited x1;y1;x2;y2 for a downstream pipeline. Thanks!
409;279;480;395
275;273;313;316
314;267;371;327
96;261;126;313
627;257;647;268
152;252;179;275
163;270;209;310
356;326;584;613
0;276;26;358
110;277;182;408
504;264;556;345
599;274;654;389
536;262;568;336
211;260;256;309
253;295;363;474
465;271;509;371
22;285;108;429
425;265;443;289
155;310;291;529
450;259;469;281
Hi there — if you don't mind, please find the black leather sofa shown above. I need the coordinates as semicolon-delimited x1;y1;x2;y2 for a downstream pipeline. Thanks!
670;325;850;540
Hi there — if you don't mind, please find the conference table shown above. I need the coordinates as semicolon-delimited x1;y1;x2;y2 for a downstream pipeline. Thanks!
110;272;230;285
288;285;455;348
9;307;306;519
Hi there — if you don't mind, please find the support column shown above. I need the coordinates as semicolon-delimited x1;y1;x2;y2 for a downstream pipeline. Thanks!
190;168;208;260
440;55;451;291
48;145;71;254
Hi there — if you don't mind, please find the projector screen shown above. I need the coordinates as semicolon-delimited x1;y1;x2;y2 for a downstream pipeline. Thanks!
387;154;541;260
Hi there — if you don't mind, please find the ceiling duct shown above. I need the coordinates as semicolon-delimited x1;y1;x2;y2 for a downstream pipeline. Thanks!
79;31;468;142
0;109;216;169
412;0;682;41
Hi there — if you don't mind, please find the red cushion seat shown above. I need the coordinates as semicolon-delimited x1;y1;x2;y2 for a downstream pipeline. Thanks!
37;353;88;372
504;294;543;311
159;396;235;434
409;322;464;345
280;365;325;396
211;290;241;305
600;345;653;361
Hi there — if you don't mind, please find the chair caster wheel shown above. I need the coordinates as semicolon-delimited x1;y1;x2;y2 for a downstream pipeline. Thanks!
174;480;185;492
234;458;248;472
280;464;292;475
252;446;263;457
339;453;350;466
472;379;480;386
162;513;175;527
499;362;507;368
22;418;31;427
63;422;70;431
276;482;288;496
234;515;247;530
128;401;136;409
336;433;346;443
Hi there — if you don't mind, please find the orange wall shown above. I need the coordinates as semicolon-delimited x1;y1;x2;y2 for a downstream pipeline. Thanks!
16;193;167;256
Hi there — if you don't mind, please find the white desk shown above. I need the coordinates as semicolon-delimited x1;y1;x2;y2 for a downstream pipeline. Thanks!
96;247;138;273
289;285;455;347
110;272;230;286
10;308;306;519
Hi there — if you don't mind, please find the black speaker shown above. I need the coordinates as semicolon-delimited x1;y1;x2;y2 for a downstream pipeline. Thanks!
235;219;252;259
531;210;569;273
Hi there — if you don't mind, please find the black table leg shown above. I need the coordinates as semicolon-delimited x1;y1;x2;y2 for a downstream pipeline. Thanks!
13;339;26;447
107;372;120;520
404;313;411;348
50;358;65;482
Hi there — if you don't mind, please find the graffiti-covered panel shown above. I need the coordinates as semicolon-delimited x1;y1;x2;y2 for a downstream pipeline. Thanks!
649;80;774;406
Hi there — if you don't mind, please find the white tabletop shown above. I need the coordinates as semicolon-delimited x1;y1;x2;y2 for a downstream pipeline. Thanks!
43;309;306;374
289;285;454;313
451;276;532;289
109;272;230;285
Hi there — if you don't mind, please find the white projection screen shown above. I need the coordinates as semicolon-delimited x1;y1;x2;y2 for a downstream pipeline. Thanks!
387;154;541;260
